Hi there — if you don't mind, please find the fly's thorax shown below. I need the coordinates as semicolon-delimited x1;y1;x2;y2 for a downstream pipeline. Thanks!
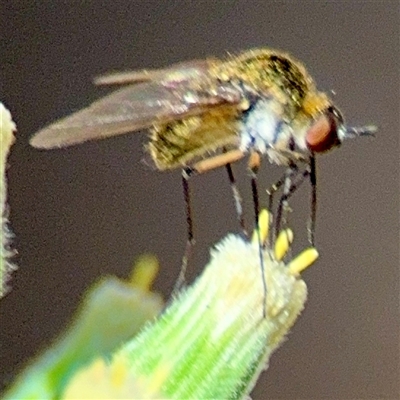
211;48;315;115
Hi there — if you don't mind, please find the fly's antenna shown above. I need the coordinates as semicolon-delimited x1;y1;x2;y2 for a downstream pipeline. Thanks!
341;125;377;139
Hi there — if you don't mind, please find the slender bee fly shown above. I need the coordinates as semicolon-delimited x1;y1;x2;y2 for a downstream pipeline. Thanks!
30;48;375;297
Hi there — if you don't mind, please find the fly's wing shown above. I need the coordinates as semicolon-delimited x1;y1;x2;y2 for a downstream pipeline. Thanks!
30;59;242;149
93;59;215;86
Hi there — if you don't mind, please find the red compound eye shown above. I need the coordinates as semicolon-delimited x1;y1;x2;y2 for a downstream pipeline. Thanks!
306;111;341;153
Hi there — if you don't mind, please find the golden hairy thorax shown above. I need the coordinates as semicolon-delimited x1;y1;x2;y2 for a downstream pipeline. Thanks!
214;49;314;112
148;48;331;170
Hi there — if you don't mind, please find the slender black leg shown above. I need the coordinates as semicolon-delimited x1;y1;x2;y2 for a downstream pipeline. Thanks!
266;167;299;245
250;165;267;318
173;167;195;294
171;149;246;295
275;164;311;240
308;155;317;246
251;172;261;233
267;177;285;216
275;164;297;241
225;161;247;236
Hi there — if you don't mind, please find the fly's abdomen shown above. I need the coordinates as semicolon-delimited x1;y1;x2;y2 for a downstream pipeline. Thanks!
147;107;240;170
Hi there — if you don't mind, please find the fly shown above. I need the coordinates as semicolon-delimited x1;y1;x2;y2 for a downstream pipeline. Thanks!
30;48;376;296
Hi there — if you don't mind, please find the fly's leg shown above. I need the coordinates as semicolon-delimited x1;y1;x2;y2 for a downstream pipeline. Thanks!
172;168;195;295
265;168;298;247
223;148;247;237
248;151;267;318
172;149;246;295
308;155;317;246
275;164;311;242
275;164;297;240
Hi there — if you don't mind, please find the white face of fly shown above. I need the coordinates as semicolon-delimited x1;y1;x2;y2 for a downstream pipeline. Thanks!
239;98;315;165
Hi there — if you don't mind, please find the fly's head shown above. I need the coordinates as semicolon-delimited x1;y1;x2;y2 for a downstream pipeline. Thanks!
298;93;376;157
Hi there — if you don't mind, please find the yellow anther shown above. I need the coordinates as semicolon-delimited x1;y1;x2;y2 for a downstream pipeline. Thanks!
147;363;171;395
288;248;319;275
129;254;159;291
111;357;128;388
251;209;271;245
274;229;294;260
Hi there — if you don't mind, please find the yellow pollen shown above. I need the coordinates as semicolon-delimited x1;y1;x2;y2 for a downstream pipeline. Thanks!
251;209;271;245
288;248;319;275
129;254;159;292
274;229;294;260
110;357;128;388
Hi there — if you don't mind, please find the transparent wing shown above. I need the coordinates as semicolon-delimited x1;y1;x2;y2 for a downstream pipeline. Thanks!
30;59;241;149
93;59;215;86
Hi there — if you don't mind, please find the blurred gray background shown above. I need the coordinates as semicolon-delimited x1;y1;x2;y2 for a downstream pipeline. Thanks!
0;1;399;399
